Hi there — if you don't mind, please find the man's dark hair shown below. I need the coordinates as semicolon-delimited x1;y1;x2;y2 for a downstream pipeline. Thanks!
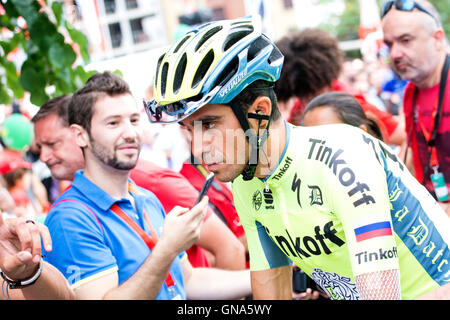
68;71;131;134
229;80;281;121
274;28;344;102
304;91;384;141
31;94;73;127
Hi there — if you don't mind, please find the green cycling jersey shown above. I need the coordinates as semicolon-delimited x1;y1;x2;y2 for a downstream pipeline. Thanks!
232;123;450;300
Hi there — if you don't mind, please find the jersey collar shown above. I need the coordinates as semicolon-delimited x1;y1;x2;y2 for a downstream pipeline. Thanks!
260;120;292;183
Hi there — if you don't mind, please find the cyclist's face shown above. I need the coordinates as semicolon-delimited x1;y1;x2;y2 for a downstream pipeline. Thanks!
82;94;142;171
34;114;85;181
382;9;441;87
181;104;249;182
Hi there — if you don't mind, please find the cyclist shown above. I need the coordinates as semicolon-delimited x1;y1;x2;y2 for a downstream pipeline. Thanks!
144;16;450;299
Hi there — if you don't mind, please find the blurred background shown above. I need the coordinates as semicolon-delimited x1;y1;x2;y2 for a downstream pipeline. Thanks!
0;0;448;114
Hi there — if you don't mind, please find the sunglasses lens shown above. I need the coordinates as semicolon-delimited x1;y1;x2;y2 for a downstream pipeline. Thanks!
399;0;415;11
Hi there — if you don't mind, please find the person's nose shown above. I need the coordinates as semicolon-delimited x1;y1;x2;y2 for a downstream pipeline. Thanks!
191;122;211;161
122;119;139;141
389;42;404;61
39;145;52;164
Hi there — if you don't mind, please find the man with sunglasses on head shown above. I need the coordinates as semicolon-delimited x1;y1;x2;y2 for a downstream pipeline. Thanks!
382;0;450;216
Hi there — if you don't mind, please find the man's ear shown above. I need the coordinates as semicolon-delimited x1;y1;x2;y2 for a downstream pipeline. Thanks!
248;96;272;129
70;124;89;149
433;29;446;51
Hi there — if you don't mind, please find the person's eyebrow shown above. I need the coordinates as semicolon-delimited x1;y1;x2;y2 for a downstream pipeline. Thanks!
186;115;222;127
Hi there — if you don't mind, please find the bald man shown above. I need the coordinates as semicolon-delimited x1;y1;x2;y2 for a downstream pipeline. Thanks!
382;0;450;216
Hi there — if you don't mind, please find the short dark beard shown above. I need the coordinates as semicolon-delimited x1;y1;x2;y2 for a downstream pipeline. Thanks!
89;134;139;170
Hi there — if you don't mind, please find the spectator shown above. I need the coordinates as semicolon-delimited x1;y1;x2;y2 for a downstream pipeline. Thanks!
43;72;250;299
33;95;246;271
303;91;385;141
0;151;38;220
382;0;450;213
274;28;406;147
0;114;50;216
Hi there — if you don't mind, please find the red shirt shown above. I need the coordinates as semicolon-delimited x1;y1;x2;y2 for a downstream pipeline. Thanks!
179;162;245;239
403;70;450;192
9;188;31;206
130;159;212;267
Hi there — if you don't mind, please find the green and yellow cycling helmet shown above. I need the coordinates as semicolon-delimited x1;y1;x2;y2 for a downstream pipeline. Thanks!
144;15;284;123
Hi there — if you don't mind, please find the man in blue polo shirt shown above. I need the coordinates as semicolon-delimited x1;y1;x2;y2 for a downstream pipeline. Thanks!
44;72;251;299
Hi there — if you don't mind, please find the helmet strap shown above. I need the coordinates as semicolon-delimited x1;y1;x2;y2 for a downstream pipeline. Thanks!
229;90;274;181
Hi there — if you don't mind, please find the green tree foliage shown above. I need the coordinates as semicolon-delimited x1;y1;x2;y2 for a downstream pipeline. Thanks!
432;0;450;38
0;0;96;106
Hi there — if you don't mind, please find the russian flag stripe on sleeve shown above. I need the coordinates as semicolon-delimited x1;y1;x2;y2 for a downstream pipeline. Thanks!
354;221;392;242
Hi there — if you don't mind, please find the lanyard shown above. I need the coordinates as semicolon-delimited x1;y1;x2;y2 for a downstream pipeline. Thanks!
411;54;450;182
414;92;440;167
110;203;175;287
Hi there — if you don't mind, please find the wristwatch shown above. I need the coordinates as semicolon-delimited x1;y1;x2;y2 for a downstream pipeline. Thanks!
0;259;43;289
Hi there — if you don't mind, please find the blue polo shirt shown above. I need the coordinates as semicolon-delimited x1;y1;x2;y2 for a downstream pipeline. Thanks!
44;170;186;300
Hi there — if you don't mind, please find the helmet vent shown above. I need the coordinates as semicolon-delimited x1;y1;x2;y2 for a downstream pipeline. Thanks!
192;49;214;88
155;53;165;84
247;36;270;62
268;44;283;65
223;25;254;51
212;56;239;89
173;53;187;93
161;62;169;97
174;34;192;53
195;26;223;52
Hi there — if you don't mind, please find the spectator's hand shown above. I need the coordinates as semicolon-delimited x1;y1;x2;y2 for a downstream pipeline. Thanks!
0;215;52;281
159;196;208;256
293;288;328;300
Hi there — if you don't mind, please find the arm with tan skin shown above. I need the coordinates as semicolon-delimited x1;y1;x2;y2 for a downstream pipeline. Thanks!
182;257;252;300
73;198;208;300
196;212;246;270
0;215;74;300
385;117;406;147
251;265;293;300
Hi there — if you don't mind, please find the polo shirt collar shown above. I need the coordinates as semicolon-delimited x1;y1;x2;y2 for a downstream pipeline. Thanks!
72;170;140;211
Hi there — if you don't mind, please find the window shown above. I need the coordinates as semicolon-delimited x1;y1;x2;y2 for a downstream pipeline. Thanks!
125;0;138;10
108;22;122;48
130;18;149;44
104;0;116;14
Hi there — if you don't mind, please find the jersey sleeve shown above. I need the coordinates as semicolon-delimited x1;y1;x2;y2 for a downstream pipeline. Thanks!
44;201;117;289
232;182;291;271
327;130;400;277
